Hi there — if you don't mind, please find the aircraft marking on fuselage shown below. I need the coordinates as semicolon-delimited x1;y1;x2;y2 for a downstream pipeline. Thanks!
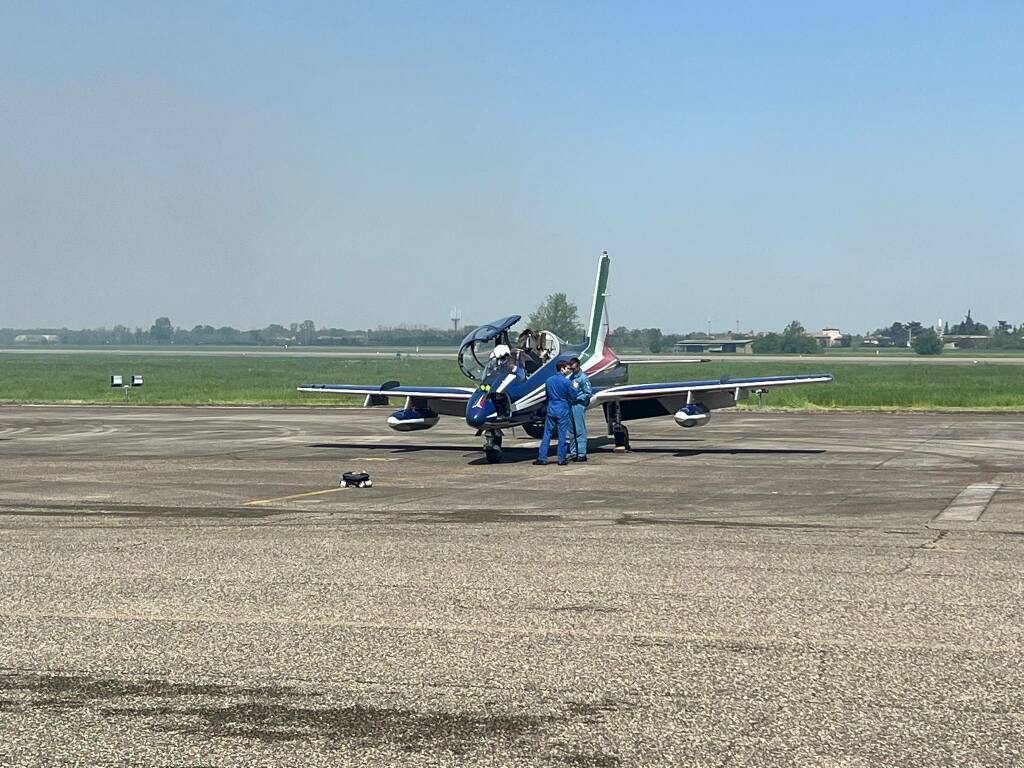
509;346;616;414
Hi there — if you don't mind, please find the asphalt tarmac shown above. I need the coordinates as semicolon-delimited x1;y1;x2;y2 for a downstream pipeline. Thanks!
1;406;1022;767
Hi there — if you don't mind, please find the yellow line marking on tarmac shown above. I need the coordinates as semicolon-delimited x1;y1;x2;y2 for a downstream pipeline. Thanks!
245;487;346;506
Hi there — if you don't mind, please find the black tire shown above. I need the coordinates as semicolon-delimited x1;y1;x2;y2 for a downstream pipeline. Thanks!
522;422;546;440
485;448;502;464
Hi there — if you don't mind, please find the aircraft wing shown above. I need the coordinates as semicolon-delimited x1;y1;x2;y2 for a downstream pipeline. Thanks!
618;356;712;364
591;373;833;405
297;383;475;401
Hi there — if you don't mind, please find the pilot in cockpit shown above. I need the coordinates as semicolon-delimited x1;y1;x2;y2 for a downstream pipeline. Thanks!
486;343;526;382
515;329;543;373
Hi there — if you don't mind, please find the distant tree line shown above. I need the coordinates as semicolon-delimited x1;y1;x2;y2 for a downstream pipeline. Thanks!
3;309;1022;355
750;321;822;355
864;312;1024;353
0;318;470;347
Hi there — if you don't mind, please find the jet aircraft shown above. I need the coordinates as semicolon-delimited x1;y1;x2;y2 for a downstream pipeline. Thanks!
298;253;833;463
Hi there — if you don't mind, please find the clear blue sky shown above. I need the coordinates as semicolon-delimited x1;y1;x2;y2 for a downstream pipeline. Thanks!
2;2;1021;334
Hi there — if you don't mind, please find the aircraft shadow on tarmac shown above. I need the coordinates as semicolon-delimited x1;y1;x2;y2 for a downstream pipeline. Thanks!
308;442;825;464
309;443;560;465
630;447;825;457
310;443;476;454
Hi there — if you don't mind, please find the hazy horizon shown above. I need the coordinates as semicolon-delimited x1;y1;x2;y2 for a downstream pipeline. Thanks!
0;308;989;340
3;3;1022;333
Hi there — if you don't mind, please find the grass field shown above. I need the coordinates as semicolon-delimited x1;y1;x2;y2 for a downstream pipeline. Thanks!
1;353;1023;410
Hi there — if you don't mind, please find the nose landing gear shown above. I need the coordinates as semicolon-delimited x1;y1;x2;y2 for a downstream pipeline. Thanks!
483;429;503;463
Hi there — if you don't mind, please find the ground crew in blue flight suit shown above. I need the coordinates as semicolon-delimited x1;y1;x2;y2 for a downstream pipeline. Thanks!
567;356;593;462
534;360;574;466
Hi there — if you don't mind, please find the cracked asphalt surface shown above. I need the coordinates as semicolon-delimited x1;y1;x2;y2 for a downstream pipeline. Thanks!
1;406;1023;766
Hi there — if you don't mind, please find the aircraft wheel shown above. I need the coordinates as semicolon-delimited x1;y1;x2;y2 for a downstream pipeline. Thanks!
522;422;545;440
613;423;631;452
485;447;502;464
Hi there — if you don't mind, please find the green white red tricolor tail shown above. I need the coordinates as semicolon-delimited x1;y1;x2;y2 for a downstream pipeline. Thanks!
581;251;617;376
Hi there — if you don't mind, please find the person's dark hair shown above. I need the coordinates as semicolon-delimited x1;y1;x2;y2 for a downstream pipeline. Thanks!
556;360;569;370
569;357;581;365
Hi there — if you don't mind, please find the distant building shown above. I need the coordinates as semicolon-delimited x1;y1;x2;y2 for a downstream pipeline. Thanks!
674;338;754;354
14;334;59;344
941;334;989;350
808;328;843;347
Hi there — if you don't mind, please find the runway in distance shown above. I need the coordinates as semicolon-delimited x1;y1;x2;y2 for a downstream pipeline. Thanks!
299;252;833;463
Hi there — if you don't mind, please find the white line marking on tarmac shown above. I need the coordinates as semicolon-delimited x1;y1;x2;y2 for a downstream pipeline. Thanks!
936;483;1000;522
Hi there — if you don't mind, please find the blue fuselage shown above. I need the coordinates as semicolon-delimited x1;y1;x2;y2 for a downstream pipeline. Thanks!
465;348;584;430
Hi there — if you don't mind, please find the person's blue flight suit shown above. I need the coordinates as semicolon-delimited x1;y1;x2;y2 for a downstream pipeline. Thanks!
568;368;593;460
536;368;574;465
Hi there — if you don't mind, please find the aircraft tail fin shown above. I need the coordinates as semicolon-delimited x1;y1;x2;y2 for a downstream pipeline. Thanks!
582;251;611;361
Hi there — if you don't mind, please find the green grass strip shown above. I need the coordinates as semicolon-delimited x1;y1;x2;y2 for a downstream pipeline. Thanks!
1;353;1023;410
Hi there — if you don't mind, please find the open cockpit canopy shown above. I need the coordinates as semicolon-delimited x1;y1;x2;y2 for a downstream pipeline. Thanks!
457;315;521;381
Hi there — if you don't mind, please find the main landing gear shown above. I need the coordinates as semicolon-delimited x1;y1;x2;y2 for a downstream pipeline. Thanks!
603;402;631;452
521;422;546;440
483;429;503;463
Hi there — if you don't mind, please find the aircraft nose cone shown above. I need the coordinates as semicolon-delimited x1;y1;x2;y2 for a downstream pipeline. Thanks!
465;394;493;428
